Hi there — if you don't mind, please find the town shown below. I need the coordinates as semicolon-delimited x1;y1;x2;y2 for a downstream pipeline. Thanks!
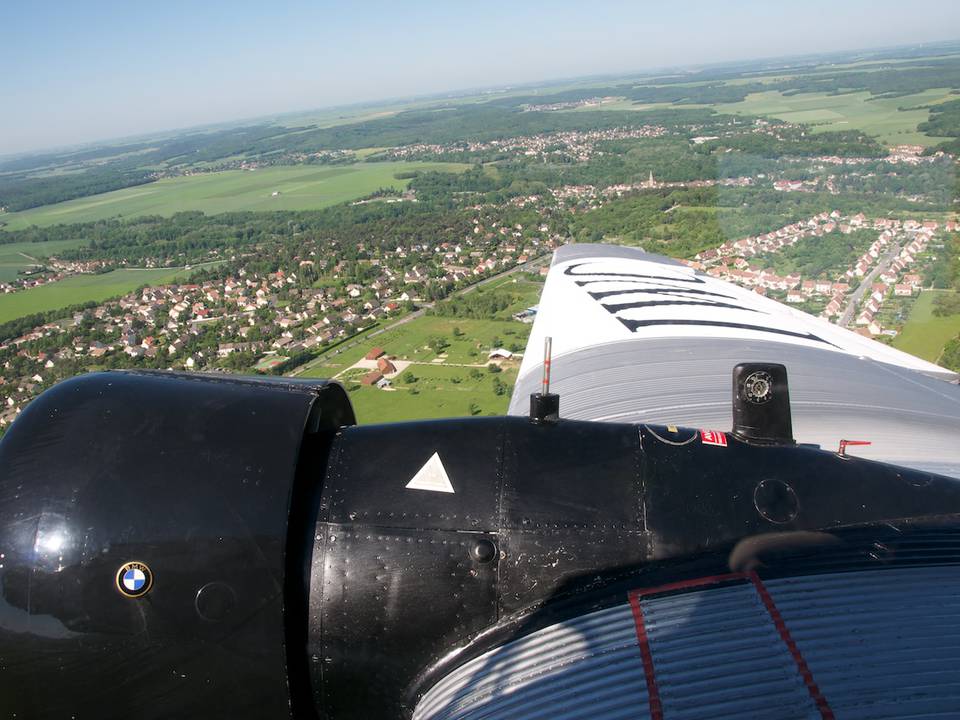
0;107;957;432
693;213;955;336
0;213;558;429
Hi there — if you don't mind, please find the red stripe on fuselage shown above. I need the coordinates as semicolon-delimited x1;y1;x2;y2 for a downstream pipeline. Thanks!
749;572;834;720
627;572;833;719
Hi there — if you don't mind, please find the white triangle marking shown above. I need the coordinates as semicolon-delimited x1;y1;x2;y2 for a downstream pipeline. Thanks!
405;452;455;493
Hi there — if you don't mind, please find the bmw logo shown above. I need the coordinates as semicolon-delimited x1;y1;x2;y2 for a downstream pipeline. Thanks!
116;561;153;598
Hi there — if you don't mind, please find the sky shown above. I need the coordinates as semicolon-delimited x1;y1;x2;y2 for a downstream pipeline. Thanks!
3;0;960;155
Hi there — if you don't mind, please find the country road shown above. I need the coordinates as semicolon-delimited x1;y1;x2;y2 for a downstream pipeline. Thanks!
291;253;549;376
838;244;900;328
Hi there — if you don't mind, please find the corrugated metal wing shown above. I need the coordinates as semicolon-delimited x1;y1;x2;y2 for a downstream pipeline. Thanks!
416;566;960;719
509;245;960;477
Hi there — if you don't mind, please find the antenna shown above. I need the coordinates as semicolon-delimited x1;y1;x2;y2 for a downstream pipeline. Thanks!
542;336;552;395
530;335;559;423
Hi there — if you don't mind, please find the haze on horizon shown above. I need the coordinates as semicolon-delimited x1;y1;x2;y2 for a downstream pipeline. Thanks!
3;0;960;156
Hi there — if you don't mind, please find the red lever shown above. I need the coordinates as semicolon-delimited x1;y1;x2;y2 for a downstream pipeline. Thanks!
838;439;871;456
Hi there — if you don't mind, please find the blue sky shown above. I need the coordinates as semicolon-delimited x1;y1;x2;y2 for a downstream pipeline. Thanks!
2;0;959;155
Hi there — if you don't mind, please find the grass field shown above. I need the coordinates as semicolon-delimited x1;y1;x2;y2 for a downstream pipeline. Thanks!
0;238;90;282
0;267;198;324
297;307;536;423
338;363;520;424
302;315;531;372
297;276;542;375
893;289;960;363
716;88;957;146
0;161;471;230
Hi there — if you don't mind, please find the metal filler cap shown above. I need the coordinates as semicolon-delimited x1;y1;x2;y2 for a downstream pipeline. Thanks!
115;560;153;598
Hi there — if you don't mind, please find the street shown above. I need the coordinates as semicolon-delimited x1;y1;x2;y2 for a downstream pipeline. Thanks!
838;244;901;328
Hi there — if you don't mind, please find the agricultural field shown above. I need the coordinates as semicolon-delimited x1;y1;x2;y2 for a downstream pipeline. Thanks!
893;290;960;363
0;161;471;230
716;88;958;146
566;84;957;147
0;267;198;324
0;238;89;282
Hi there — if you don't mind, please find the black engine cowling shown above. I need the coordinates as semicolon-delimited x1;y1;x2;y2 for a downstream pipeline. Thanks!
2;371;960;719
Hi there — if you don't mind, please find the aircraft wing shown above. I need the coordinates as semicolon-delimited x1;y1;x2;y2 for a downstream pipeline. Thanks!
509;243;960;477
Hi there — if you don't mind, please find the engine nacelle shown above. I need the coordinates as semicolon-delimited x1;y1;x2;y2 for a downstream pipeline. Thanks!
3;371;960;719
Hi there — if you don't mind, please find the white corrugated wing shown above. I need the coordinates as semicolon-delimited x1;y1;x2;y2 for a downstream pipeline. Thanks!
515;246;950;383
509;245;960;476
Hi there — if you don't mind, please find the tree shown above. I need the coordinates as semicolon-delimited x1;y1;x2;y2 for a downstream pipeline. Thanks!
468;402;481;416
487;363;501;374
428;336;449;354
403;370;417;383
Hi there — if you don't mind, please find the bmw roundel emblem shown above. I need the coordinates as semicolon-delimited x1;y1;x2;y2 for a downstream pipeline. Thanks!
116;561;153;598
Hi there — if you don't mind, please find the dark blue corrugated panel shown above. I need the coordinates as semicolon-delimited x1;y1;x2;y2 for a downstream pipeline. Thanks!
766;566;960;719
415;566;960;719
413;604;649;720
642;584;819;719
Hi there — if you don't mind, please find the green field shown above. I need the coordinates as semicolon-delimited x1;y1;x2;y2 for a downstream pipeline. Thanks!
0;267;198;324
716;88;957;146
297;276;541;376
302;315;531;373
0;238;89;282
893;289;960;363
566;85;957;147
0;161;471;230
336;363;519;424
297;310;535;423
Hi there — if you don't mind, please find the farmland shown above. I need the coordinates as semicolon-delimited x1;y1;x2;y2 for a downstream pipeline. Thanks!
0;238;89;282
893;289;960;363
0;267;199;324
716;88;957;146
568;84;957;148
0;161;471;230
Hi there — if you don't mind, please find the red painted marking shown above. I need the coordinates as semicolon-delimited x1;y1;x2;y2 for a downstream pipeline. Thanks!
628;573;746;720
749;572;834;720
838;439;871;456
631;572;747;599
628;592;663;720
629;572;833;719
700;429;728;447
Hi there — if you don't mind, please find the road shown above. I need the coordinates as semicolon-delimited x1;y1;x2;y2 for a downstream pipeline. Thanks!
290;253;549;377
838;244;900;328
